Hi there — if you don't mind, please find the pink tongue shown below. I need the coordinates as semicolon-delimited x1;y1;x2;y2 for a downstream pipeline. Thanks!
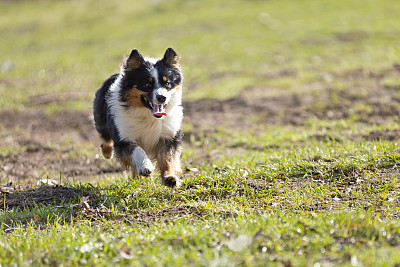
152;104;167;116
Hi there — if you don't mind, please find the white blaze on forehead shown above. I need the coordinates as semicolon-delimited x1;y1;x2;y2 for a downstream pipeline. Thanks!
149;65;170;105
154;87;168;96
150;67;159;86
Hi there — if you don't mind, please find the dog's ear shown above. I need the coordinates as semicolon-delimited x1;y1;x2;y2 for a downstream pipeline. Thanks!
162;47;179;68
123;49;145;71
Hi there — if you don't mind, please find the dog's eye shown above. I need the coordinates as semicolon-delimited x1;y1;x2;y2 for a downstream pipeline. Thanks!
145;83;152;88
164;81;171;88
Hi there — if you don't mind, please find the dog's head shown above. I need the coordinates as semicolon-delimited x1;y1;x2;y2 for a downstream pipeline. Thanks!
119;48;183;119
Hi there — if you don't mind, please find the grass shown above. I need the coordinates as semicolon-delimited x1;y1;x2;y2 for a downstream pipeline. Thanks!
3;212;400;266
1;0;400;266
2;131;399;265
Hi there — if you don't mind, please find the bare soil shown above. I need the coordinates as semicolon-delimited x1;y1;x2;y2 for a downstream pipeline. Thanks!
185;65;400;128
0;109;122;184
1;185;91;210
1;65;399;210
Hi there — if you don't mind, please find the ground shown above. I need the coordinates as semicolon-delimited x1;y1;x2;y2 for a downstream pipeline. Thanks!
2;63;399;212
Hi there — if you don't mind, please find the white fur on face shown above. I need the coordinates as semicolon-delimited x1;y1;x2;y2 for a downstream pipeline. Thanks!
152;87;170;104
149;66;171;104
107;72;183;159
150;66;159;87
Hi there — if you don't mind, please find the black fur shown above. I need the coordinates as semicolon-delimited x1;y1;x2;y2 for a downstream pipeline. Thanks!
114;140;137;167
93;74;118;142
92;48;184;187
164;130;183;153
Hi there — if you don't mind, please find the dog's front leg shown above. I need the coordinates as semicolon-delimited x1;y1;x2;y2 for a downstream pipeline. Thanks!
114;141;154;177
132;146;154;177
157;131;183;188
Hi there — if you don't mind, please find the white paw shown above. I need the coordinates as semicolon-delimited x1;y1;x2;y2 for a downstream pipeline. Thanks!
137;158;155;176
132;147;154;177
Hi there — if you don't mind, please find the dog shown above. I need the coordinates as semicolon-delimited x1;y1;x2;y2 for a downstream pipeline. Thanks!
93;48;183;188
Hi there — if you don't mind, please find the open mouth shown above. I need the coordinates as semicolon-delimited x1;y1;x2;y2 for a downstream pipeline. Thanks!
141;96;167;118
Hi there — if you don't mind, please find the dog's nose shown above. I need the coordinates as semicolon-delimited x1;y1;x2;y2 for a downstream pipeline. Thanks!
156;95;166;103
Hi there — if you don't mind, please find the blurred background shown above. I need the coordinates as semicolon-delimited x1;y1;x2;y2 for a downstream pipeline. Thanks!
1;0;399;108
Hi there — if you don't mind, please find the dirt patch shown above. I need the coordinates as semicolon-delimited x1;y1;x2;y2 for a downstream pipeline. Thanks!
0;185;91;210
0;109;94;142
185;64;400;129
184;92;311;128
334;30;368;42
302;30;368;46
26;92;92;106
0;109;122;183
1;149;121;183
359;129;400;141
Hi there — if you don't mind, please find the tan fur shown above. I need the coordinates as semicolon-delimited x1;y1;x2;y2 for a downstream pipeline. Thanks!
157;143;182;188
124;88;146;109
101;139;113;159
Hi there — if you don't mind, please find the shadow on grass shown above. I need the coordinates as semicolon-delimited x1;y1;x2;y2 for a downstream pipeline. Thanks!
1;185;91;210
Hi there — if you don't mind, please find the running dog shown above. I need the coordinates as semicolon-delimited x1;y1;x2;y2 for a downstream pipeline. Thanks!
93;48;183;188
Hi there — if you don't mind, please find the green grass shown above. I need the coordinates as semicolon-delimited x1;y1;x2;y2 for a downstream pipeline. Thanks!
2;130;400;265
3;212;400;266
1;0;400;266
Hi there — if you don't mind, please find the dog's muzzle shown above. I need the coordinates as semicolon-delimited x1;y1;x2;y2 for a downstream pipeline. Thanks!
141;95;167;118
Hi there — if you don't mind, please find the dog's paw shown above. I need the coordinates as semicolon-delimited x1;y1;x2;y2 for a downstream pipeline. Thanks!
101;142;113;159
163;175;181;189
132;147;154;176
137;159;155;177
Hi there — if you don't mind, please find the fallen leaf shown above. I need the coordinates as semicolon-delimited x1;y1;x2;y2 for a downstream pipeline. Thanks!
119;248;134;260
79;243;93;253
225;234;252;251
37;179;58;186
0;186;14;193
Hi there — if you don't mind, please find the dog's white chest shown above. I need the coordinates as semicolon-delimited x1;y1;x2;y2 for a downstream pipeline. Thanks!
114;106;182;157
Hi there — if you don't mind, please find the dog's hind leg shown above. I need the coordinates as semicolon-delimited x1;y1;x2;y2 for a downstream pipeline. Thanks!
157;131;183;189
101;139;114;159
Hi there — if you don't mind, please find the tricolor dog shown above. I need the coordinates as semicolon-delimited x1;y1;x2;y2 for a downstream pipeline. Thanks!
93;48;183;188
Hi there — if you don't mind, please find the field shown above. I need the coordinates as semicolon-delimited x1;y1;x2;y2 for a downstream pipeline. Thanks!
1;0;400;265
